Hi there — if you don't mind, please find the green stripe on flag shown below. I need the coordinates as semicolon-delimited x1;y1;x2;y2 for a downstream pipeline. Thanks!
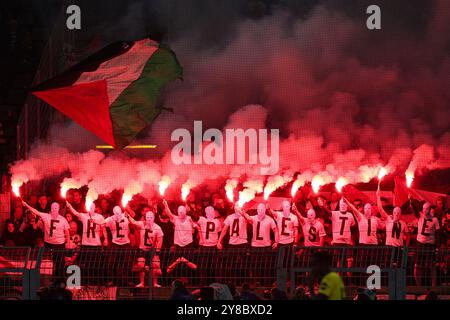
109;45;183;149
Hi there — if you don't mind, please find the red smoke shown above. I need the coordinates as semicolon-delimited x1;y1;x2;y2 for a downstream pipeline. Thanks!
9;4;450;203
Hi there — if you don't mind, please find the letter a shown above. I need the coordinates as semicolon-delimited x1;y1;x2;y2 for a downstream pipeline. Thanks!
366;5;381;30
66;5;81;30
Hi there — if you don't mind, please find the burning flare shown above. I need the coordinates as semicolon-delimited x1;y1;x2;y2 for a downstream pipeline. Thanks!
122;181;142;207
311;175;324;194
85;196;94;211
85;188;98;211
237;189;254;208
11;180;22;197
263;175;292;200
225;179;238;202
291;171;313;197
335;177;348;193
158;175;171;197
377;167;388;180
405;170;414;188
60;178;82;199
181;181;193;202
121;193;132;208
237;179;263;207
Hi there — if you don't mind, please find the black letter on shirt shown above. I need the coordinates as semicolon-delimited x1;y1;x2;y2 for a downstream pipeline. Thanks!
206;222;215;240
231;219;239;237
116;220;124;238
256;222;263;240
308;226;317;242
421;219;431;236
281;217;290;236
50;219;59;238
87;219;96;238
392;222;401;239
144;229;153;247
339;216;348;235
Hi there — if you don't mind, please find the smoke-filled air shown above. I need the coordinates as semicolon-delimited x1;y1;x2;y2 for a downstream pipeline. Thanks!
10;0;450;206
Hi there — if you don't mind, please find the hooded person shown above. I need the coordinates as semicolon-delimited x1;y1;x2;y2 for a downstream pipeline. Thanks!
416;202;440;246
104;206;132;287
267;200;299;246
345;201;383;246
240;203;279;249
21;199;70;281
127;210;164;251
330;199;356;246
413;201;440;288
217;202;249;249
297;208;326;247
22;200;70;247
329;199;356;279
162;199;199;249
197;206;222;247
127;210;164;288
105;206;130;246
66;201;107;247
377;189;409;247
239;203;279;286
196;206;222;285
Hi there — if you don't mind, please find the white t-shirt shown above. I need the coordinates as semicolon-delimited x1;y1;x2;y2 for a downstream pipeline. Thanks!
223;213;248;245
105;215;130;245
302;220;326;247
78;213;105;246
250;215;276;247
40;213;69;245
134;221;164;250
385;217;407;247
417;216;440;244
173;216;193;247
358;216;382;245
331;211;355;245
272;212;298;244
198;216;221;247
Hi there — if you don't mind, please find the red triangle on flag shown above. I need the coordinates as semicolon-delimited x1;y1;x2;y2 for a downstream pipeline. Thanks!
33;80;116;147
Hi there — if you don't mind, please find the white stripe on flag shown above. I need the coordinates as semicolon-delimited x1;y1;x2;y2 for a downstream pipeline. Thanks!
76;39;159;104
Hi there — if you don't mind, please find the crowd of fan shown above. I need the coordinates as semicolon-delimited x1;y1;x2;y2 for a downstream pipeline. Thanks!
1;188;449;248
0;187;449;291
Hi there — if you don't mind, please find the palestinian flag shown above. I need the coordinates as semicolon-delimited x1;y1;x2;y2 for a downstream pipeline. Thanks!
32;38;183;149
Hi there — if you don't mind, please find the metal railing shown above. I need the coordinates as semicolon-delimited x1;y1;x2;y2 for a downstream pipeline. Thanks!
0;246;448;300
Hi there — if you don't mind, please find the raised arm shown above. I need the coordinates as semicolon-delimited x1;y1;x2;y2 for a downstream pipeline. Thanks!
124;205;136;219
376;189;389;221
66;201;83;219
125;212;139;226
21;200;45;218
292;203;305;224
265;204;276;218
343;197;363;221
239;209;253;224
408;195;421;218
162;199;175;222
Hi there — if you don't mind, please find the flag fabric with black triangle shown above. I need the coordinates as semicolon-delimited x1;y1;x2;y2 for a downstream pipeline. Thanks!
32;38;183;149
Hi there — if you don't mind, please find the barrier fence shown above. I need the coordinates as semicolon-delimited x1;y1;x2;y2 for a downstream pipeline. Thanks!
0;246;448;300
